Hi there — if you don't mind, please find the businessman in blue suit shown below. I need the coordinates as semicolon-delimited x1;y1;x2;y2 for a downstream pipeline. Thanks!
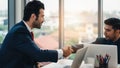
0;1;73;68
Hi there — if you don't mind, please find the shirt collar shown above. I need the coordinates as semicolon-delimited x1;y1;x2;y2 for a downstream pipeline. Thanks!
23;20;32;32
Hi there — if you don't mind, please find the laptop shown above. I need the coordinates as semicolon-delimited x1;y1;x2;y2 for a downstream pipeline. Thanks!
71;47;88;68
83;44;118;68
42;44;117;68
41;47;87;68
72;44;117;68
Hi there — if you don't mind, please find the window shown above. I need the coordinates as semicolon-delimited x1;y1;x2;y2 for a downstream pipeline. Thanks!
30;0;98;49
0;0;8;43
103;0;120;19
64;0;98;45
103;0;120;37
64;0;98;59
33;0;59;49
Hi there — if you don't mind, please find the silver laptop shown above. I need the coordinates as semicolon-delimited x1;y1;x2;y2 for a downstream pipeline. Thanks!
71;47;88;68
83;44;117;68
42;44;117;68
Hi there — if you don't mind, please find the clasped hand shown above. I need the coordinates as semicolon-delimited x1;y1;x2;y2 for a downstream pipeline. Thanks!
62;46;73;57
62;44;84;57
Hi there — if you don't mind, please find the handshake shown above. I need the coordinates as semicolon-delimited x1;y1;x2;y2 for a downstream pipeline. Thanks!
62;44;84;57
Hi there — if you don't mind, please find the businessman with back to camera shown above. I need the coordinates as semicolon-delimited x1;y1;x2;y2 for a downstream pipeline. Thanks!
92;18;120;64
0;1;73;68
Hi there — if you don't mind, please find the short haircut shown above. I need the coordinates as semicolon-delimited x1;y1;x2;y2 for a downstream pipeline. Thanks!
23;0;44;21
104;18;120;30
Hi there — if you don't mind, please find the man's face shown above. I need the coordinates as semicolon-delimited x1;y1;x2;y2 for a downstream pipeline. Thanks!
104;24;117;41
33;9;44;29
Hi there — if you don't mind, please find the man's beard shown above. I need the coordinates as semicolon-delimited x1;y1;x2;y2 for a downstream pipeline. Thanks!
33;21;42;29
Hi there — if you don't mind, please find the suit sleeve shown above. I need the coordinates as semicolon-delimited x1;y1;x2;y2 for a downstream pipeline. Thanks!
13;31;58;62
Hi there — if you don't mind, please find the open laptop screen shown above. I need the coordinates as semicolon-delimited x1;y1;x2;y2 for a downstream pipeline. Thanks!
71;44;117;68
83;44;117;68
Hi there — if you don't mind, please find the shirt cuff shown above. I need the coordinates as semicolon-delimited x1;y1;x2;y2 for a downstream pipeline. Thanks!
57;49;63;59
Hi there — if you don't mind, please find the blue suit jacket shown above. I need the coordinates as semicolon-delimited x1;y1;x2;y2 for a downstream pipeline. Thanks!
0;21;58;68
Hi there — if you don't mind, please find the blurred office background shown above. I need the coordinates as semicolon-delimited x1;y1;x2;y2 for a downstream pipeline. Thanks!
0;0;120;50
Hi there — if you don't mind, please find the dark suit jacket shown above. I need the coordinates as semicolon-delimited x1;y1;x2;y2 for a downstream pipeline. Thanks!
92;38;120;64
0;21;58;68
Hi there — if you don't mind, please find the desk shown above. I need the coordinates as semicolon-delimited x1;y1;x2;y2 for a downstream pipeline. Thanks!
41;59;72;68
118;64;120;68
42;59;120;68
42;63;120;68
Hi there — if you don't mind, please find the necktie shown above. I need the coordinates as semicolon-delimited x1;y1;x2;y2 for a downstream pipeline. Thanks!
31;32;34;40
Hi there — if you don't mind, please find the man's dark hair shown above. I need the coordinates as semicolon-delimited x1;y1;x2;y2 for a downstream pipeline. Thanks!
104;18;120;30
23;0;44;21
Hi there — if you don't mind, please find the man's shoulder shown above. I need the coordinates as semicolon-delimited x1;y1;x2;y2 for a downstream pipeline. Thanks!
14;21;25;28
92;38;106;44
96;38;106;41
118;38;120;41
116;38;120;43
11;21;27;32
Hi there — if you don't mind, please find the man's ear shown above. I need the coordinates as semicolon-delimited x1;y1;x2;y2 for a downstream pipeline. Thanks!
115;29;120;34
31;13;36;20
119;30;120;34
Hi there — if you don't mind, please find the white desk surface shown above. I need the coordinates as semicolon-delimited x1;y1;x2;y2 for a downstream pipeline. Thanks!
42;59;120;68
41;59;72;68
118;64;120;68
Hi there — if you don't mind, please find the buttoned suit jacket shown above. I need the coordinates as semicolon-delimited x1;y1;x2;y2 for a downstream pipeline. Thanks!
0;21;58;68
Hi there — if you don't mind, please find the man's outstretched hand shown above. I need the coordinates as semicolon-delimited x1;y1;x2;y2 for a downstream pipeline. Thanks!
62;46;73;57
71;44;84;53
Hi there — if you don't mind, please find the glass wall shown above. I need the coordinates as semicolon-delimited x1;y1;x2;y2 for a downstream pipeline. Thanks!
1;0;119;47
33;0;98;49
64;0;98;45
64;0;98;59
33;0;59;49
28;0;120;49
103;0;120;19
103;0;120;37
0;0;8;43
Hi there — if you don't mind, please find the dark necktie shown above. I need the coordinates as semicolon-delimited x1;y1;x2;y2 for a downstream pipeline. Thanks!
31;32;34;40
